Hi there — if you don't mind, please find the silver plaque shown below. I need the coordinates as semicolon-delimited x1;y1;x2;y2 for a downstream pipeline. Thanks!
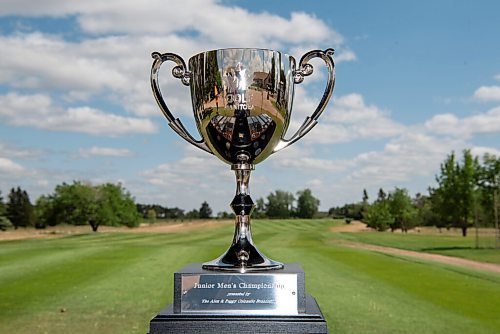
180;273;298;315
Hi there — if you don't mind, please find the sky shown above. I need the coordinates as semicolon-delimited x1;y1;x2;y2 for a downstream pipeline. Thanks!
0;0;499;213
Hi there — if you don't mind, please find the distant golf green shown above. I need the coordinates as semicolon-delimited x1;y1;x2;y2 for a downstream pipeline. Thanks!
0;219;499;333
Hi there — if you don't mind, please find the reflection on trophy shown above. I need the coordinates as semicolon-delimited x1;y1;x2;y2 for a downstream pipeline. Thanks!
151;48;335;272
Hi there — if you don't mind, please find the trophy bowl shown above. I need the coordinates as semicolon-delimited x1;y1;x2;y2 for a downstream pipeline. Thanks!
151;48;335;272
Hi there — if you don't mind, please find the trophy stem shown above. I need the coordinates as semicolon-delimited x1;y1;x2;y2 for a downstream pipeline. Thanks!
202;162;284;272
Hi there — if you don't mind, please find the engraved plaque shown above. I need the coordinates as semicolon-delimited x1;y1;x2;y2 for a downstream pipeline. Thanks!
173;263;306;315
180;273;298;315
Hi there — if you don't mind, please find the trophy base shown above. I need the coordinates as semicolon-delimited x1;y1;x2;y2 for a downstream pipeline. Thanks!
148;262;328;333
148;294;328;334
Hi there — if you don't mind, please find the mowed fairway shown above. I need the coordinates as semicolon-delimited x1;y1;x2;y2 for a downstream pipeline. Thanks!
1;220;499;334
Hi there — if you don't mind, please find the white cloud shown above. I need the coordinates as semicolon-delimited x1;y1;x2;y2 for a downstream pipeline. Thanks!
0;1;342;47
78;146;134;158
0;33;167;116
0;0;354;122
473;85;500;101
424;113;460;135
138;146;235;210
272;144;353;172
141;152;223;188
494;74;500;81
349;132;462;183
0;92;158;136
0;157;26;175
334;49;357;63
470;146;500;158
294;129;460;186
293;93;406;145
0;142;44;160
425;106;500;138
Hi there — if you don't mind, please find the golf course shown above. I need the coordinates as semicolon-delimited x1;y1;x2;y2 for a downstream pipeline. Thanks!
1;219;499;334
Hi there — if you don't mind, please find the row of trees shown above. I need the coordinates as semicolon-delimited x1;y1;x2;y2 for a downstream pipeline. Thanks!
137;189;321;220
253;189;320;219
336;151;499;236
0;185;321;232
136;201;213;221
0;182;140;232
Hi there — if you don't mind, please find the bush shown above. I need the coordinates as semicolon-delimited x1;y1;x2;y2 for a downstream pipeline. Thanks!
364;202;393;231
0;216;13;231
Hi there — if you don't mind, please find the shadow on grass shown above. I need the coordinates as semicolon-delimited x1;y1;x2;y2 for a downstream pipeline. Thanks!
422;246;491;251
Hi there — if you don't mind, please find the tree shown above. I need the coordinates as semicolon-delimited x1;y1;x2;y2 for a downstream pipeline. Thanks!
364;201;393;231
0;191;5;216
199;201;212;219
376;188;387;203
6;187;35;229
456;150;479;236
97;183;140;229
147;208;157;222
296;189;320;218
0;216;12;231
40;181;139;231
328;202;364;220
217;211;234;219
361;189;370;221
34;195;55;228
185;209;199;219
414;193;440;228
432;150;480;236
431;152;458;231
266;190;295;218
0;191;13;231
165;207;185;220
253;197;267;218
362;189;369;203
477;153;500;228
387;188;416;232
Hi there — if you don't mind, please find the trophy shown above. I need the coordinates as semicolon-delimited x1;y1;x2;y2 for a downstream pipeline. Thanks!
151;48;335;271
148;48;335;333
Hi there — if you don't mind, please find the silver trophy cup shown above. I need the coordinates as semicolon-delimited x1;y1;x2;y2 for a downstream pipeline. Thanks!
151;48;335;272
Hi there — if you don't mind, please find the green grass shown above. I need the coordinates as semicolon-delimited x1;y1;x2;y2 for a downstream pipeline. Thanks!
0;219;499;333
333;229;500;264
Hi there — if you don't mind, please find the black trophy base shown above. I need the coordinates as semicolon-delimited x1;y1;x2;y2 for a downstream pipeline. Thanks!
148;294;328;334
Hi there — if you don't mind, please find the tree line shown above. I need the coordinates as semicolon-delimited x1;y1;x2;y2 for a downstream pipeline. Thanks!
136;201;213;221
0;183;322;232
252;189;321;219
0;182;141;232
0;185;327;232
331;150;500;236
137;188;321;220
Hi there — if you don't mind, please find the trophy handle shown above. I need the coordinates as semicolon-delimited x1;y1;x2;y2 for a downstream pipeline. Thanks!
273;48;335;153
151;52;212;154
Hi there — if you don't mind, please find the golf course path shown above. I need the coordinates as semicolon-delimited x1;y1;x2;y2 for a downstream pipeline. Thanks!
331;221;500;274
339;240;500;274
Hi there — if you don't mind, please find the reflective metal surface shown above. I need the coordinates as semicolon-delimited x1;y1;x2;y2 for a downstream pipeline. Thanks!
202;163;283;271
150;48;335;272
180;273;298;315
188;48;294;165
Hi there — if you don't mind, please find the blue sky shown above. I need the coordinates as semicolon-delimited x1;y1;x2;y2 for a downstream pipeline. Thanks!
0;0;499;213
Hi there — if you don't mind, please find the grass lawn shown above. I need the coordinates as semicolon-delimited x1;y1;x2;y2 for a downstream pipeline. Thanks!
333;228;500;264
0;219;499;333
